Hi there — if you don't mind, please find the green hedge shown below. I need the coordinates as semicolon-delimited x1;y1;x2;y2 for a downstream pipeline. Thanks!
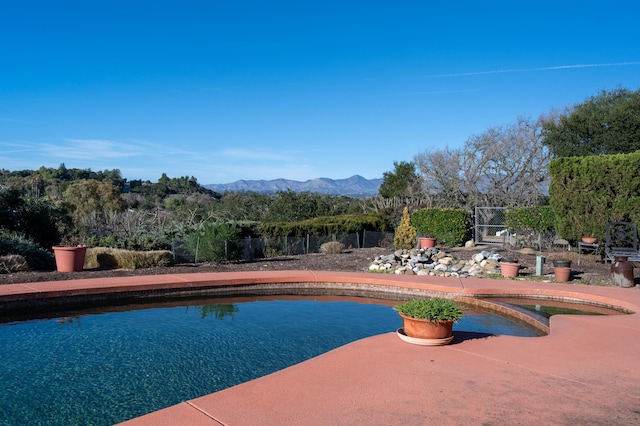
258;214;391;238
549;151;640;243
411;208;472;247
505;206;555;233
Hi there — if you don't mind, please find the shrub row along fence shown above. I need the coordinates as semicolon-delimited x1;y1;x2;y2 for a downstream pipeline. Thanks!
171;230;395;264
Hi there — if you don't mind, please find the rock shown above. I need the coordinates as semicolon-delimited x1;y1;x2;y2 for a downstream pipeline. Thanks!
438;257;454;266
467;263;484;276
367;247;518;278
434;263;448;272
465;240;476;248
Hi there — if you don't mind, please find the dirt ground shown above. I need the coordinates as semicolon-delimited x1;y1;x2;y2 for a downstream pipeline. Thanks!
1;245;632;287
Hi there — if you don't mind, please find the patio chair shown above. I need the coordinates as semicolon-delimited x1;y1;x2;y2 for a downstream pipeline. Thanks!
604;221;640;262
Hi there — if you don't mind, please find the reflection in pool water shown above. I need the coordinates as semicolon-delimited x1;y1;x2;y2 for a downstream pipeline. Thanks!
0;297;538;425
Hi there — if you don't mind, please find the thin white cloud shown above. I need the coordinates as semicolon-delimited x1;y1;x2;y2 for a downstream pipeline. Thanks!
428;61;640;78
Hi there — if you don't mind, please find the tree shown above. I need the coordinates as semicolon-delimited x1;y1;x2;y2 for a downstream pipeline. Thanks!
379;161;422;198
542;87;640;157
63;180;125;237
414;116;551;209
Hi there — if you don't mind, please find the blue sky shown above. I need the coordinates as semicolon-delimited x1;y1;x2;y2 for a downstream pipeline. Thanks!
1;1;639;185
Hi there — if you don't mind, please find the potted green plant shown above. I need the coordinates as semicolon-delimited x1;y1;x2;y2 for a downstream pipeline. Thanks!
394;297;464;345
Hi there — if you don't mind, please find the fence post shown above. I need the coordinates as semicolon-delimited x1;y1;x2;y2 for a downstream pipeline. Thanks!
195;235;200;264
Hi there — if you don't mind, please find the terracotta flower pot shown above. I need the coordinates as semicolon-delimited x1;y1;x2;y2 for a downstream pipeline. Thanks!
398;313;453;340
582;237;597;244
500;262;521;278
53;245;87;272
554;266;571;282
419;237;436;248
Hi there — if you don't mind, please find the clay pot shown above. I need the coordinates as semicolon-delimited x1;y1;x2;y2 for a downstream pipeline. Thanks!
554;266;571;283
399;313;453;340
52;245;87;272
419;237;437;248
500;262;521;278
611;256;635;288
582;237;597;244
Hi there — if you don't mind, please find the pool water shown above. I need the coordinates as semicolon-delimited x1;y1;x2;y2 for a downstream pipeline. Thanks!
0;297;538;425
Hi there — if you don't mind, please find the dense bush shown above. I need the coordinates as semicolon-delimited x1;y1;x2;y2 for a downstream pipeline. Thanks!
411;208;472;247
187;222;242;262
505;206;555;233
0;231;55;271
505;206;556;249
549;152;640;243
0;188;65;249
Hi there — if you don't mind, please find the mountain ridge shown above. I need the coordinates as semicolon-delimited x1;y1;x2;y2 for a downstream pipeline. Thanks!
204;175;382;197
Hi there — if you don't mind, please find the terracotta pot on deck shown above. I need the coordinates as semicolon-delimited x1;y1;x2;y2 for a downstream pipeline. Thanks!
399;314;453;339
554;266;571;283
500;261;521;278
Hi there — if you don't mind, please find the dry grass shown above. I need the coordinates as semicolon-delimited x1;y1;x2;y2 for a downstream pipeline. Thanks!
319;241;345;255
85;247;172;270
0;254;29;273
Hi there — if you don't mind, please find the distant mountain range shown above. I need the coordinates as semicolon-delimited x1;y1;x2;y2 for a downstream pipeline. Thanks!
204;175;382;197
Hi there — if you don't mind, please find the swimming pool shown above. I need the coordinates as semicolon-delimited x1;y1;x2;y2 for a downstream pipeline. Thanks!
0;296;539;425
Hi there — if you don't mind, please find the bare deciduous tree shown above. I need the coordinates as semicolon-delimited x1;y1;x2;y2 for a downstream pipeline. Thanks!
414;116;551;209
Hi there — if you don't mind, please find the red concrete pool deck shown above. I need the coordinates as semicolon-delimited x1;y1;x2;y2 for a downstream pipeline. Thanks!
2;271;640;425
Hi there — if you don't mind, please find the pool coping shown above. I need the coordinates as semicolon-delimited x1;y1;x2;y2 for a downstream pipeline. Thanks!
3;271;640;424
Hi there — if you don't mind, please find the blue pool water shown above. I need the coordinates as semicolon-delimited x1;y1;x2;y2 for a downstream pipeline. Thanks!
0;297;538;425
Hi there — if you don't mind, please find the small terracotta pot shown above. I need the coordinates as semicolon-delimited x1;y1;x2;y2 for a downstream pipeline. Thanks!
554;266;571;282
582;237;597;244
399;313;453;340
500;262;521;278
419;237;436;248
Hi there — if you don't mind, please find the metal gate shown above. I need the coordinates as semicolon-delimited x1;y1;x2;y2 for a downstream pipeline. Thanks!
474;207;507;245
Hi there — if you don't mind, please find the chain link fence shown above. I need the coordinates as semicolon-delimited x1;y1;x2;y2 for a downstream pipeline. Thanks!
172;230;395;264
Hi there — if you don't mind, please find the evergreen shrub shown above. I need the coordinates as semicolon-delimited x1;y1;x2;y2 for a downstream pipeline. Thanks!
411;208;472;247
549;152;640;243
393;207;417;249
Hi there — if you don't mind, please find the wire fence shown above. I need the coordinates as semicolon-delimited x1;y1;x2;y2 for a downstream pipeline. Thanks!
172;230;395;263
